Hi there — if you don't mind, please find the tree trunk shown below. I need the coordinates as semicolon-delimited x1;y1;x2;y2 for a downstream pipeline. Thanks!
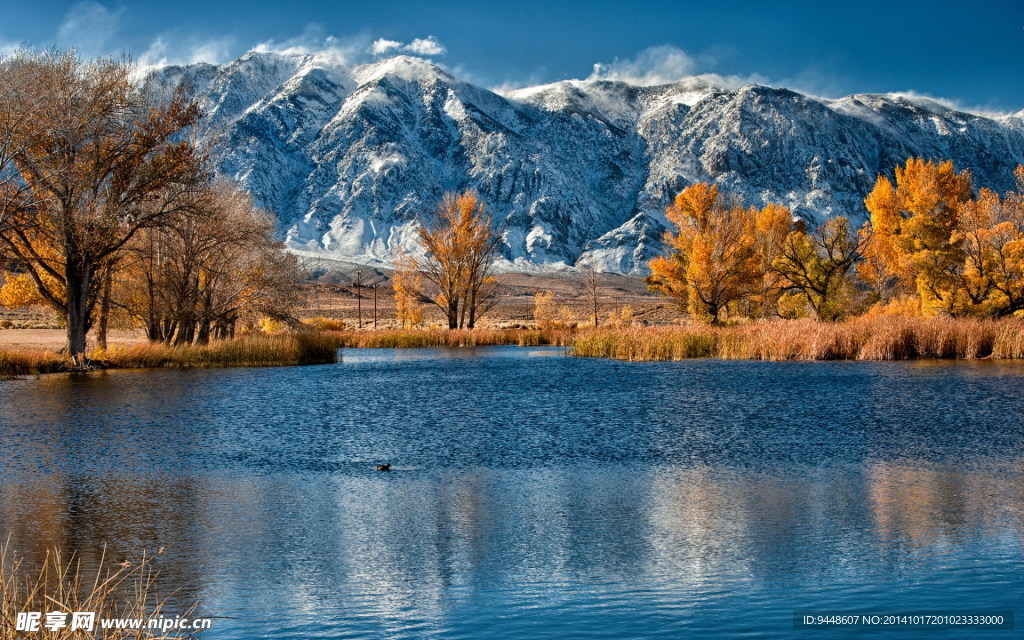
447;297;459;329
65;257;93;360
96;267;113;351
196;321;211;345
467;288;477;329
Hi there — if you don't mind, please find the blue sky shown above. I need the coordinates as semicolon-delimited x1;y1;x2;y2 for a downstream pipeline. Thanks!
2;1;1022;112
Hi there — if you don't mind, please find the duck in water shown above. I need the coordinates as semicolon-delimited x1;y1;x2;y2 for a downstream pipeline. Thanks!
376;463;391;471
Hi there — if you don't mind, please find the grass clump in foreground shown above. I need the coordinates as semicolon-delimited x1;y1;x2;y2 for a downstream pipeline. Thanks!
570;316;1024;361
0;541;196;639
329;327;575;348
0;334;339;378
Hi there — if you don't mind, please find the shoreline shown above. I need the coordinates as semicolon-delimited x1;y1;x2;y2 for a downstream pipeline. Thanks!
5;316;1024;378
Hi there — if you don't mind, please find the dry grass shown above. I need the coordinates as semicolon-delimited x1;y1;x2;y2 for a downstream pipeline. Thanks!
93;334;339;368
0;541;195;639
302;316;347;332
570;316;1024;361
0;349;69;379
327;327;576;348
0;334;338;378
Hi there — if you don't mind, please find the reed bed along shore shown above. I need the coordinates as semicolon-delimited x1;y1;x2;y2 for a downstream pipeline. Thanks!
570;316;1024;361
0;541;191;639
0;333;339;378
0;348;68;378
326;327;576;348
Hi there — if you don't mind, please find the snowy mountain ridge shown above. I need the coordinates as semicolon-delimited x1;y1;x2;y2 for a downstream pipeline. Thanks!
150;51;1024;274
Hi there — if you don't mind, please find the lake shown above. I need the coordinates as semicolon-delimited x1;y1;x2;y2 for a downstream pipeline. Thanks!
1;346;1023;638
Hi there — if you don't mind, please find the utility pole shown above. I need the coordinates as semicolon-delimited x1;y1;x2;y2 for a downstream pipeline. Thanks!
356;269;362;329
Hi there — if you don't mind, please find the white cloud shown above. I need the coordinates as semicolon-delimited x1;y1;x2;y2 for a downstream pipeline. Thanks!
250;26;371;67
133;34;235;79
881;90;1015;119
587;45;768;90
0;39;20;58
369;38;401;56
367;35;446;58
56;1;124;55
404;37;445;56
589;45;698;85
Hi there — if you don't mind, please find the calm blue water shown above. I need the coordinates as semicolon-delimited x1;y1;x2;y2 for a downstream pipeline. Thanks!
1;347;1023;639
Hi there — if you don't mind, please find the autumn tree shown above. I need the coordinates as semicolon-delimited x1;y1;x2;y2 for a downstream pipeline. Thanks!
0;49;202;358
751;202;794;317
0;54;48;237
773;217;863;321
534;290;555;329
392;255;424;328
117;182;298;344
414;191;502;329
860;158;973;314
954;169;1024;316
647;183;769;323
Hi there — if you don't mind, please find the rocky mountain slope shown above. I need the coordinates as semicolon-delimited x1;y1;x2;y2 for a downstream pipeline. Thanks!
150;51;1024;274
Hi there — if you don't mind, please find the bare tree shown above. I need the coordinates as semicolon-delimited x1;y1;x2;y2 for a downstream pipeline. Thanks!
0;49;202;358
118;182;299;344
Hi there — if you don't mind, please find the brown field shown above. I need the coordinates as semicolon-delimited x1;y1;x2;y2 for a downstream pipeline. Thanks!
0;270;670;350
295;268;676;329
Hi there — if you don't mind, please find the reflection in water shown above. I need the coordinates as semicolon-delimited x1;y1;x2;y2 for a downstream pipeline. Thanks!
1;349;1023;638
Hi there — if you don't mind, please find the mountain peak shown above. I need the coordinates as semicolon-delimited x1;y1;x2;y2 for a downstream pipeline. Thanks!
354;55;450;86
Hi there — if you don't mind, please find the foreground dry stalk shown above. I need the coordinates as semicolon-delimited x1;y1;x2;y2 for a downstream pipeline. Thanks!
0;541;197;639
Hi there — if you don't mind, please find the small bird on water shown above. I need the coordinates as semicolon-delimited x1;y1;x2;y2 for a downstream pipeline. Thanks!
376;463;391;471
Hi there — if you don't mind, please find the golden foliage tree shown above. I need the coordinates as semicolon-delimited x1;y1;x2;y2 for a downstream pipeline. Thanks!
751;202;794;317
859;158;1024;317
954;169;1024;316
773;217;863;321
647;183;790;323
533;290;555;329
414;191;502;329
392;255;424;328
860;158;972;314
117;182;298;344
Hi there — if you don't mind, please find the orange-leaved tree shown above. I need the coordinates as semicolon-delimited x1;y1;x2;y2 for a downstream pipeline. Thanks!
392;254;424;328
859;158;972;315
647;183;779;323
413;191;502;329
773;217;863;321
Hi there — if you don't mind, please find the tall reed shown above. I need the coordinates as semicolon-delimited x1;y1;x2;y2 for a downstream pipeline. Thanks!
1;334;339;379
0;541;195;639
94;334;339;368
0;349;69;378
327;328;575;349
570;316;1024;361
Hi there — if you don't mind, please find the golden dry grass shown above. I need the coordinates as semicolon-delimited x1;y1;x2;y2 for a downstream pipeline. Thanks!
0;349;69;378
93;334;339;368
327;327;576;348
0;541;194;639
569;316;1024;361
0;334;338;378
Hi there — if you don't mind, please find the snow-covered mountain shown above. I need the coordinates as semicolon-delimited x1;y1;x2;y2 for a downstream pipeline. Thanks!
150;51;1024;274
